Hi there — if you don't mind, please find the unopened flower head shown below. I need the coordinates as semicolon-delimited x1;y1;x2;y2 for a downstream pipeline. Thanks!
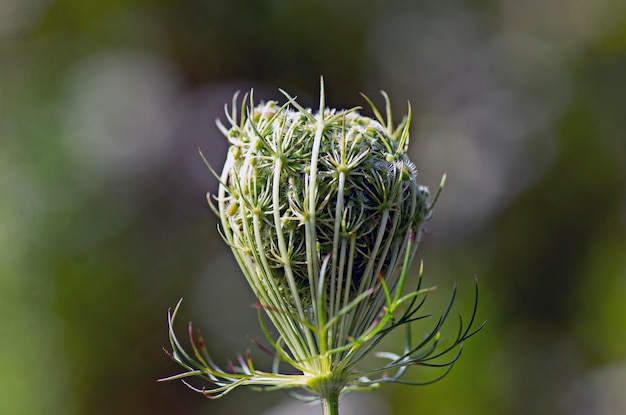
217;88;429;341
161;80;482;407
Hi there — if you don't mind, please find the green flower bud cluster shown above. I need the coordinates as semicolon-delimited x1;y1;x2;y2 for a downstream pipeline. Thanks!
218;94;430;316
161;81;482;412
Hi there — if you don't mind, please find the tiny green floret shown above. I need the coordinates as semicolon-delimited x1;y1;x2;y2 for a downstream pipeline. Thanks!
161;79;483;414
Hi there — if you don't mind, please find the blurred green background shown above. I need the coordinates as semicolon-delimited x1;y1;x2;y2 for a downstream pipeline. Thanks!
2;1;625;414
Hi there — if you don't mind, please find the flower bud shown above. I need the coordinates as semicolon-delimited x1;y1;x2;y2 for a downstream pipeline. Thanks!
216;86;431;352
161;81;482;404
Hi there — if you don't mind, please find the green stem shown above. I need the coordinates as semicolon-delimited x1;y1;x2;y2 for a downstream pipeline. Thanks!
310;372;343;415
320;388;340;415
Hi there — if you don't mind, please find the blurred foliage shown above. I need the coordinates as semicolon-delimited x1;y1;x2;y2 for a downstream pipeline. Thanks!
1;0;625;414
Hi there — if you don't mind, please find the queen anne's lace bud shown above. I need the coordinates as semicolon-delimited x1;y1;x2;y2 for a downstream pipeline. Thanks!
161;80;482;409
218;92;429;330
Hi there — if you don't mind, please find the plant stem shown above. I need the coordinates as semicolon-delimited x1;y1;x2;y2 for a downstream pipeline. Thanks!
320;388;340;415
312;370;342;415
